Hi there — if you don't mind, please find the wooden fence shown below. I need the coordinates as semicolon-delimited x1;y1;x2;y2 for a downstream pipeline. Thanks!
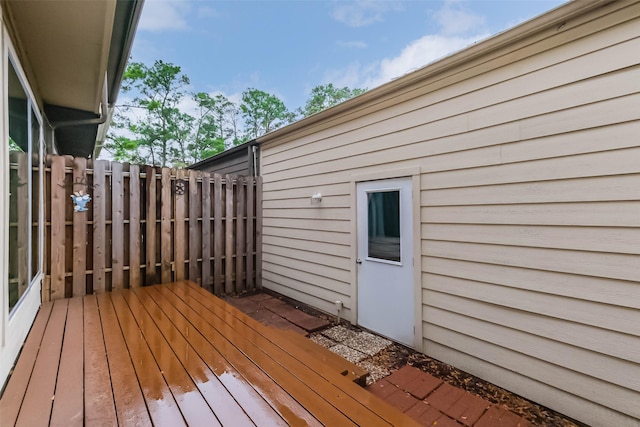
42;155;262;301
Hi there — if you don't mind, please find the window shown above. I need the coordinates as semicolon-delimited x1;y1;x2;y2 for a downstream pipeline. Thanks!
367;190;401;262
7;57;42;312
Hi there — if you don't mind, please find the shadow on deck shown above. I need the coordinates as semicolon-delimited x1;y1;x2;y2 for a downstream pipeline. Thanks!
0;280;419;426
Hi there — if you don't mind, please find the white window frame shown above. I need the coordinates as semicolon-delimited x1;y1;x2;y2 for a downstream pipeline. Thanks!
0;20;45;388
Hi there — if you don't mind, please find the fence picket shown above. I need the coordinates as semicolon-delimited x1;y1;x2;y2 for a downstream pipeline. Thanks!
129;164;141;287
213;174;223;294
72;157;88;297
246;176;255;292
188;170;200;283
111;161;124;290
256;177;263;289
174;168;186;280
50;156;66;300
145;165;157;285
92;160;107;294
236;176;245;293
201;174;212;292
225;175;234;294
160;167;172;283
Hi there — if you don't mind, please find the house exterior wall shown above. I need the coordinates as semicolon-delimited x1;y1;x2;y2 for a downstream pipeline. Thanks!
192;149;249;175
258;2;640;426
189;141;259;177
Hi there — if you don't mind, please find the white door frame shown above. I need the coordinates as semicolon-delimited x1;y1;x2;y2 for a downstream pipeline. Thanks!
0;23;44;388
350;167;422;350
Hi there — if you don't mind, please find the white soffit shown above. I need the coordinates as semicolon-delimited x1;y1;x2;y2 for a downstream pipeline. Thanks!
5;0;116;114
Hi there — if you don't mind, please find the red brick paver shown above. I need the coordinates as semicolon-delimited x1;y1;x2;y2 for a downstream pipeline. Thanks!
403;372;443;400
386;365;425;388
246;293;272;302
367;379;398;400
227;297;261;314
385;388;422;412
427;382;489;426
475;406;531;427
405;401;442;425
371;366;532;427
259;296;289;310
281;309;330;332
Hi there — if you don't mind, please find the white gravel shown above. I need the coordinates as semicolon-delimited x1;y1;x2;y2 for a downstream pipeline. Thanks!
343;331;392;356
321;325;358;342
329;344;368;363
309;334;337;348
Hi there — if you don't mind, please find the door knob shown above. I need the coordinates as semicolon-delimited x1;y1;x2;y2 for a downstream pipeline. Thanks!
356;258;362;264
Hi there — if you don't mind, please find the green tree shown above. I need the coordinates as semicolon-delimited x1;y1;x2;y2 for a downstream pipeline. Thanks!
108;61;371;165
240;88;292;141
187;92;227;163
106;60;226;166
298;84;367;118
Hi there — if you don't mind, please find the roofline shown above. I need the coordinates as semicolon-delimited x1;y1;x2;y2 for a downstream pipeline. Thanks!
257;0;614;146
188;139;258;170
108;0;145;107
94;0;145;158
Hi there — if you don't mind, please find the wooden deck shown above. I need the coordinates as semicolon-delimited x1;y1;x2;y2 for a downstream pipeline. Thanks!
0;281;420;426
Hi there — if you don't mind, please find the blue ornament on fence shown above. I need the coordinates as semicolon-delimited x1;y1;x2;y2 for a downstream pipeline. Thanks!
71;191;91;212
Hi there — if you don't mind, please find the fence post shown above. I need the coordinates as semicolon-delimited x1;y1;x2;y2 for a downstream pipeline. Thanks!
213;174;223;294
235;176;245;293
174;168;186;280
92;160;107;294
111;161;124;290
160;167;172;283
129;164;141;287
225;174;234;294
201;173;212;292
49;155;66;300
245;176;255;292
145;165;157;285
255;176;263;290
188;170;200;283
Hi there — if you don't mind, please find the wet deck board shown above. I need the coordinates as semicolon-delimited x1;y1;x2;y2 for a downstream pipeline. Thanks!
0;281;421;426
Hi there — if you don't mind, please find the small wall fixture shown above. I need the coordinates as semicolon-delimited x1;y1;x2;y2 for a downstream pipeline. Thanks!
311;192;322;205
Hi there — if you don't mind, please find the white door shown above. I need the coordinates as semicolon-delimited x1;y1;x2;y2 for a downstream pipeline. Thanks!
0;47;44;387
357;178;414;346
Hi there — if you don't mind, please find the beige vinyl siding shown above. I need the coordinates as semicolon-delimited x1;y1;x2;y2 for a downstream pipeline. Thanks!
259;2;640;426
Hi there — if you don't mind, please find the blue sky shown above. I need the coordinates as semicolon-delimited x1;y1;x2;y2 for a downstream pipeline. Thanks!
131;0;566;113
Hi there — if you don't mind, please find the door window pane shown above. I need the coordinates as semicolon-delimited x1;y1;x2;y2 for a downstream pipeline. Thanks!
31;108;41;281
8;60;29;311
367;190;401;262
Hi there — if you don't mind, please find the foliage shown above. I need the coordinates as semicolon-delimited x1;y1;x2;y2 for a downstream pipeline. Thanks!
105;61;199;166
106;59;367;166
240;88;293;141
298;84;367;118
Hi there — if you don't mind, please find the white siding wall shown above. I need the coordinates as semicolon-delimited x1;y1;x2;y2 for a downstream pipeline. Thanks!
260;3;640;426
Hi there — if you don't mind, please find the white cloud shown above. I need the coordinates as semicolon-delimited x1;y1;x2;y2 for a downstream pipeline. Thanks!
214;90;243;106
366;33;486;88
177;96;199;117
138;0;191;32
326;32;486;90
324;62;378;88
332;0;402;28
434;0;486;35
324;1;489;91
336;40;368;49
